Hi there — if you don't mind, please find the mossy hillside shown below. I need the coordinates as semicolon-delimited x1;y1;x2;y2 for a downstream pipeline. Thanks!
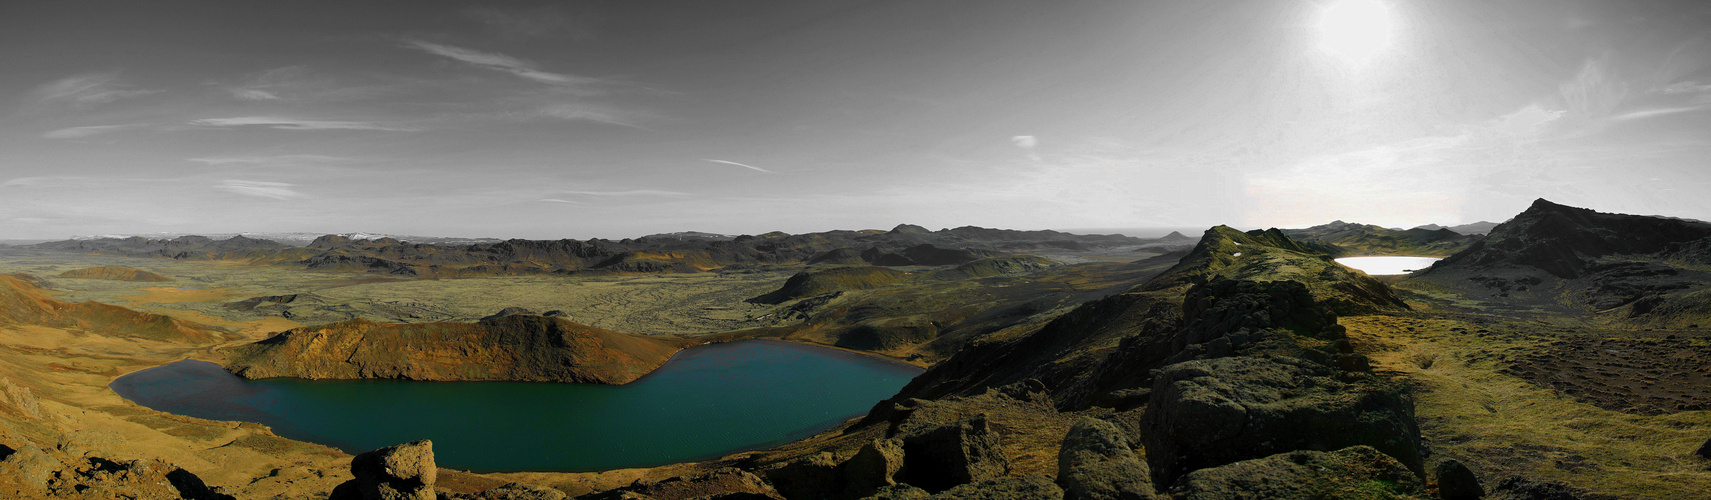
1144;225;1408;315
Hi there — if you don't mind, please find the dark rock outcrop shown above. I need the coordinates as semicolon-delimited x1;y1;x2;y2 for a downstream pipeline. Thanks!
330;439;436;500
1056;417;1155;500
1433;459;1484;500
895;416;1010;493
1166;446;1425;499
1142;356;1420;486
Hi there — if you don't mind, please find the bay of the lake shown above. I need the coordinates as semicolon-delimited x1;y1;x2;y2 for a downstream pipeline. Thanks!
110;339;921;472
1334;256;1443;275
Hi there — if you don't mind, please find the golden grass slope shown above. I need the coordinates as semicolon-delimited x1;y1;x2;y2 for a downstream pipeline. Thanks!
0;274;223;343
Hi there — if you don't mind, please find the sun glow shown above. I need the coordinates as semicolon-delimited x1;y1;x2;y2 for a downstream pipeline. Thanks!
1316;0;1394;62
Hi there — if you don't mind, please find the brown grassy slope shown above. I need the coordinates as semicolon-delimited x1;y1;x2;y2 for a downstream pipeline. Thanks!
0;274;222;343
224;315;691;384
54;266;171;282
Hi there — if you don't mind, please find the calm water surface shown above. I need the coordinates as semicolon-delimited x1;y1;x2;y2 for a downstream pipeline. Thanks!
110;340;920;472
1334;256;1443;275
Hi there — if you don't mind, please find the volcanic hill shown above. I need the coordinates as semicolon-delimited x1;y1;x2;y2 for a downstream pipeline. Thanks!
224;312;689;384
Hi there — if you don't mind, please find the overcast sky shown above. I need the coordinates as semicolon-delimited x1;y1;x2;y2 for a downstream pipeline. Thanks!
3;0;1709;240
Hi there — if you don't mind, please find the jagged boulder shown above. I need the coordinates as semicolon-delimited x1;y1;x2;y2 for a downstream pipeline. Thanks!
1696;437;1711;460
1142;356;1421;486
763;452;840;500
895;416;1010;493
331;440;436;500
839;438;906;498
1056;417;1155;500
1167;446;1425;499
1433;459;1484;500
0;443;58;493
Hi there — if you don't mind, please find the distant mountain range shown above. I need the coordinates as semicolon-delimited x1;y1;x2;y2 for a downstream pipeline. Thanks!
27;224;1187;277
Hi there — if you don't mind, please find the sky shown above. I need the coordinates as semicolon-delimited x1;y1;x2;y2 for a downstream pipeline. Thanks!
3;0;1710;240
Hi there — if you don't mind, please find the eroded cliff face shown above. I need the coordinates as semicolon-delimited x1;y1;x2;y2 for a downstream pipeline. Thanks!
223;314;689;384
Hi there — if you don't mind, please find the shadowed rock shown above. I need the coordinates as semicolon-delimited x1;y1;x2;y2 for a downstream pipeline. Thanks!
330;440;436;500
1167;446;1425;499
1142;356;1421;486
895;416;1010;493
1433;459;1484;500
1057;417;1155;500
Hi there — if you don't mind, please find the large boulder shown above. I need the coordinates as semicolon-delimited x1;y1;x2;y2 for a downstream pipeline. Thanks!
839;438;906;498
1142;356;1421;486
1167;446;1425;499
1432;459;1484;500
331;440;437;500
1056;417;1155;500
895;416;1010;493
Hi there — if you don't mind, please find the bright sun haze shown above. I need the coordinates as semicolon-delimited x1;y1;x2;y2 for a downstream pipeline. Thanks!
1316;0;1395;62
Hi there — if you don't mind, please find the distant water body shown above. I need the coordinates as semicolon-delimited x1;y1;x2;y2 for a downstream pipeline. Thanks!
1335;256;1442;275
111;340;921;472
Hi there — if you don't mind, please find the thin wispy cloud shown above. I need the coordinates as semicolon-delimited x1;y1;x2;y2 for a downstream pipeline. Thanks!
31;73;159;108
189;116;417;131
404;39;601;90
536;103;643;127
216;180;309;200
42;124;151;139
188;155;355;166
1610;105;1711;122
703;159;774;173
560;189;691;197
1010;135;1041;161
537;198;586;204
231;89;281;100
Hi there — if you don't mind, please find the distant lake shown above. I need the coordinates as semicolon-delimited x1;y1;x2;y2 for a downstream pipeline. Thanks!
1335;256;1442;275
110;340;920;472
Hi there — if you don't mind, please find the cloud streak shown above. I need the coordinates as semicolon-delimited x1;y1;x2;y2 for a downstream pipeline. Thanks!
42;124;151;139
560;189;691;197
31;73;159;108
189;116;416;131
703;159;774;173
216;180;308;200
404;39;601;90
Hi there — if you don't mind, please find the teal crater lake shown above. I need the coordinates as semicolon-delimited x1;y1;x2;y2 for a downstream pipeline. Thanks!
110;340;921;472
